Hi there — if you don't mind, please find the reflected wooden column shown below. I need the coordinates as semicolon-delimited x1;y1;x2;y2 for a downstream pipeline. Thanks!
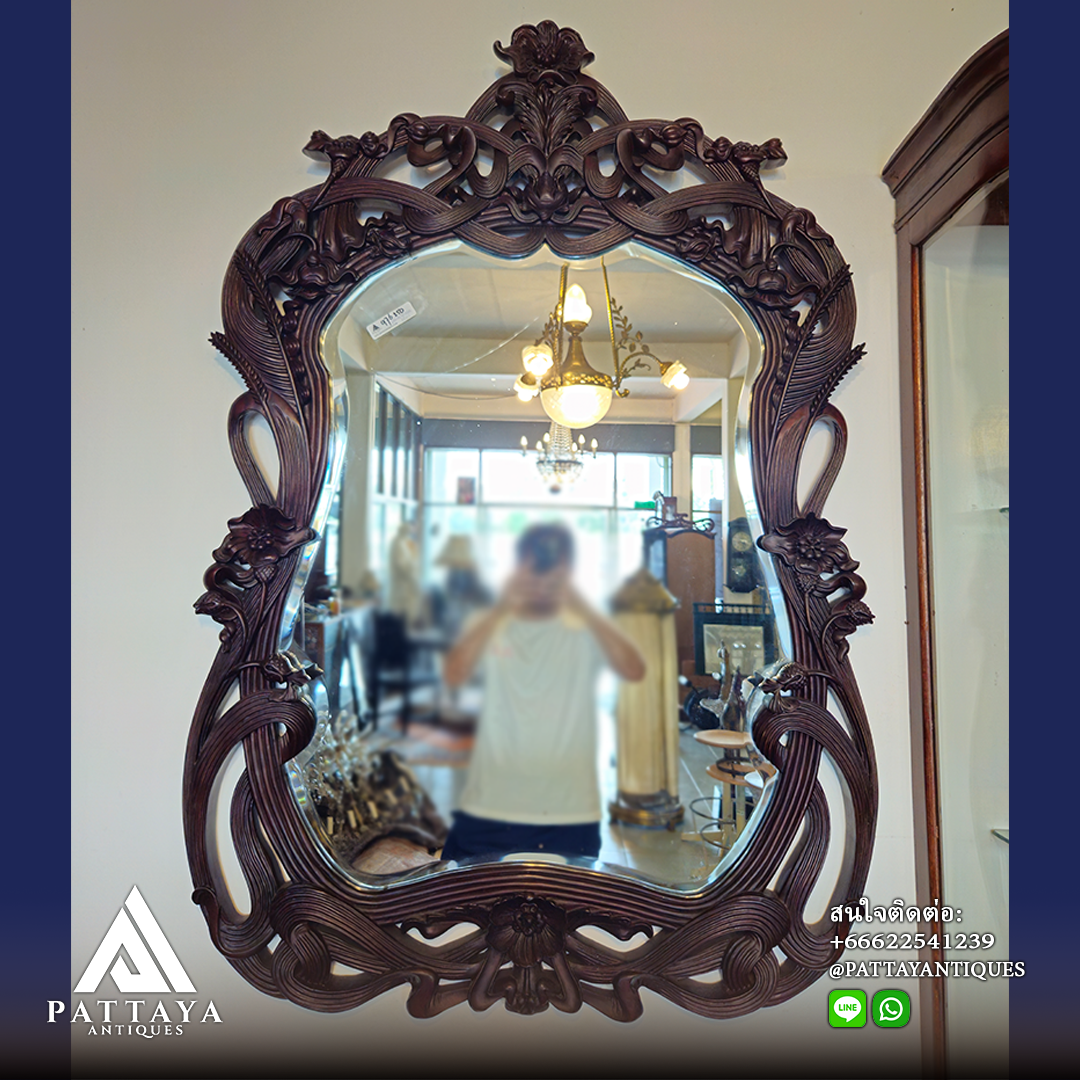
340;368;376;596
721;376;748;606
608;569;684;829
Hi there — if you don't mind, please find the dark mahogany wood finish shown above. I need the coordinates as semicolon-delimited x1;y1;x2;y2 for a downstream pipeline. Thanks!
184;22;877;1020
882;28;1007;1075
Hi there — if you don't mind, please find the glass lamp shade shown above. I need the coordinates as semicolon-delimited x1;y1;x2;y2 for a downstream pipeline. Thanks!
660;360;690;390
514;371;539;400
541;381;613;428
562;284;592;324
521;342;554;376
435;534;478;571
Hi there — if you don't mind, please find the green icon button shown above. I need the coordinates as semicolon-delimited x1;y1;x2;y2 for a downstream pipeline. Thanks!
872;989;911;1028
828;989;867;1027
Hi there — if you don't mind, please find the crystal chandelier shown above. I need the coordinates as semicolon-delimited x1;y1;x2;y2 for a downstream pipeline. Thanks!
513;259;690;428
520;422;598;494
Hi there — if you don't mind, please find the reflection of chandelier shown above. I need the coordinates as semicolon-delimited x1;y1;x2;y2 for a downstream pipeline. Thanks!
513;260;690;428
520;422;598;494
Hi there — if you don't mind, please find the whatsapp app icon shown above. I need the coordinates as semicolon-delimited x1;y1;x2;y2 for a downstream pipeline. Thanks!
872;989;912;1028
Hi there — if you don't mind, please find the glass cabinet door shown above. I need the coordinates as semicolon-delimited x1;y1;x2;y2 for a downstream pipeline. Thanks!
922;173;1009;1074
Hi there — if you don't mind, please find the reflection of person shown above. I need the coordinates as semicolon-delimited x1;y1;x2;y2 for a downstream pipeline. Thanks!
440;523;646;862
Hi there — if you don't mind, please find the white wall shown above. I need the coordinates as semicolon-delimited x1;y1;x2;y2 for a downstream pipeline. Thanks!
71;2;1008;1076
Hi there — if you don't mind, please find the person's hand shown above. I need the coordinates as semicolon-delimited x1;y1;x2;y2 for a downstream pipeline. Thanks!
557;575;590;618
496;568;530;616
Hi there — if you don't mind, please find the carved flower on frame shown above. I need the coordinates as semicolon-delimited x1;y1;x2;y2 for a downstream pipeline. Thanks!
752;661;810;696
702;136;734;164
488;898;566;968
833;598;873;629
193;589;244;647
826;598;875;661
358;130;388;158
676;223;722;264
732;138;787;175
523;170;570;220
759;513;857;584
495;21;594;83
260;651;320;689
284;252;360;300
304;129;362;166
213;506;315;576
363;218;412;259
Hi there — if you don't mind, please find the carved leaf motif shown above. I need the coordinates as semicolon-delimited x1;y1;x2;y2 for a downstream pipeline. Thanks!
225;249;305;410
210;330;268;406
769;267;860;431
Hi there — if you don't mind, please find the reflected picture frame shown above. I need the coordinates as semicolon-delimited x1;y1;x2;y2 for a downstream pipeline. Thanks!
694;603;777;678
455;476;476;505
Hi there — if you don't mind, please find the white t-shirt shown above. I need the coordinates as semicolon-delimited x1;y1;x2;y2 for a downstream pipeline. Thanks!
458;611;606;825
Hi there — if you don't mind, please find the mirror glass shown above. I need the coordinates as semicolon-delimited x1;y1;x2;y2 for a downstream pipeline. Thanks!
283;241;789;890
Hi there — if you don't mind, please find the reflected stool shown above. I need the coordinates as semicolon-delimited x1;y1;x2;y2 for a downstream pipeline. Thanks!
692;729;776;845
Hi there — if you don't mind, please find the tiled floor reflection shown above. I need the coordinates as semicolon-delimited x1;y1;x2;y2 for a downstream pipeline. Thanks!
597;727;730;886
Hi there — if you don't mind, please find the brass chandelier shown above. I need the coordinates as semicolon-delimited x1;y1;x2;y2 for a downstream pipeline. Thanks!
513;259;689;429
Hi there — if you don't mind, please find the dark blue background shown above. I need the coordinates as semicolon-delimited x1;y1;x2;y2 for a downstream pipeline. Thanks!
15;3;1067;1077
8;3;71;1076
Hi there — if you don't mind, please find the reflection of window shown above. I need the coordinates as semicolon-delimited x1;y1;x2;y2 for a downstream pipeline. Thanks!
423;447;670;607
368;384;420;576
323;489;341;588
691;454;723;516
373;383;420;500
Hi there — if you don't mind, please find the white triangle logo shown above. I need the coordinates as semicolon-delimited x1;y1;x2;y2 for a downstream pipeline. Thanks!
75;886;196;994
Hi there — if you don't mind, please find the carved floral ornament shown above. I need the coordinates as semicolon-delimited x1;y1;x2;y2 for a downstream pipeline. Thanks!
184;22;877;1020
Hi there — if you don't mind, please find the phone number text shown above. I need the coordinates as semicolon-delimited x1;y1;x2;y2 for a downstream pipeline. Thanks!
833;932;995;951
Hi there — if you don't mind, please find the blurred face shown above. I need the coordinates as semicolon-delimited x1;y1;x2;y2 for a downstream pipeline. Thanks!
516;555;570;616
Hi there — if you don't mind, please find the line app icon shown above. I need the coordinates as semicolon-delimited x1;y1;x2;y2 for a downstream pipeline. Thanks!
828;989;867;1027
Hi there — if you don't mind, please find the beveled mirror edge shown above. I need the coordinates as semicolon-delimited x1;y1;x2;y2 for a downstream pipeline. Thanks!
184;20;877;1020
298;238;778;896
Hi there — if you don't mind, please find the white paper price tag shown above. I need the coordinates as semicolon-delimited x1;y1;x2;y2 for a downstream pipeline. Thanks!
366;301;418;340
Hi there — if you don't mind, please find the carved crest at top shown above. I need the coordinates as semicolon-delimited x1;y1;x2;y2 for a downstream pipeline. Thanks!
494;21;594;83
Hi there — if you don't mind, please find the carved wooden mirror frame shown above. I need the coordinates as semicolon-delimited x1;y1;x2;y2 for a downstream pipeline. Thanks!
184;22;877;1020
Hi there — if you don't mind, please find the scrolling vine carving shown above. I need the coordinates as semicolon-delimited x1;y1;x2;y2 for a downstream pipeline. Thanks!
184;22;876;1020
